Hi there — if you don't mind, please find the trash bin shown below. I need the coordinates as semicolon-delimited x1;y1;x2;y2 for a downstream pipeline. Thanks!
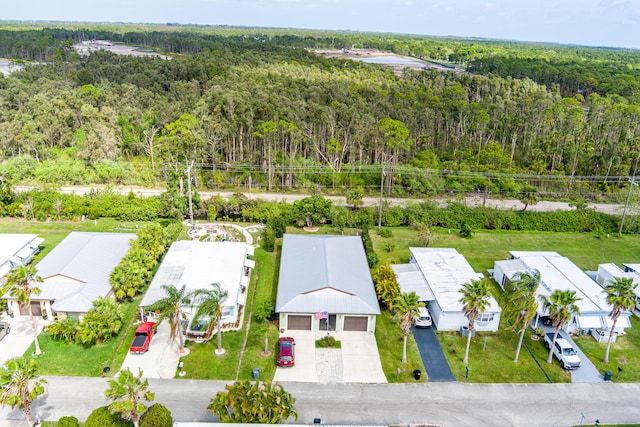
460;326;475;337
413;369;421;380
604;370;613;381
252;367;260;380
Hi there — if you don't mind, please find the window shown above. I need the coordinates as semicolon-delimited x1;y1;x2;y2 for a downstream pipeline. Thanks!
477;313;494;322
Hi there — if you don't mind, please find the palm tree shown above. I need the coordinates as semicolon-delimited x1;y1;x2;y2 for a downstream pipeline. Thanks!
603;277;637;363
504;270;540;362
0;357;47;426
192;282;229;355
4;265;43;355
148;284;192;354
542;289;581;364
208;380;297;423
393;291;424;363
459;278;492;365
105;368;155;427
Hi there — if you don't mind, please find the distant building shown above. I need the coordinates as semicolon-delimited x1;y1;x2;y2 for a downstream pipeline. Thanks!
393;248;501;332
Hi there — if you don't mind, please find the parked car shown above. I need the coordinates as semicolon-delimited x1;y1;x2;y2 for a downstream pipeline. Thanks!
129;322;156;353
414;306;432;328
0;322;10;342
277;337;295;367
544;332;581;370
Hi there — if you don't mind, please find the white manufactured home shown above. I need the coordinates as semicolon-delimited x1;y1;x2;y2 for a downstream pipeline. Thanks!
493;251;631;337
392;248;501;332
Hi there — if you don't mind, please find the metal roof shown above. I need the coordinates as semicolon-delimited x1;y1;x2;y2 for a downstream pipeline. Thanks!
391;263;435;301
507;251;611;315
31;232;135;313
409;248;501;313
36;232;136;285
140;240;249;308
275;234;380;315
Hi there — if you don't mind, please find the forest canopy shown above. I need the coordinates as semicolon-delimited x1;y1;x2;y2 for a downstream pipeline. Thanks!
0;24;639;201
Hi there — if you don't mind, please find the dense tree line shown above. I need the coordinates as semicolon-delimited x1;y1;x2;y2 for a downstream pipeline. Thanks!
0;27;639;201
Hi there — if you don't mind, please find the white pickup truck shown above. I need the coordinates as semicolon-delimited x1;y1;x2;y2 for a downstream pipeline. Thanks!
545;332;581;370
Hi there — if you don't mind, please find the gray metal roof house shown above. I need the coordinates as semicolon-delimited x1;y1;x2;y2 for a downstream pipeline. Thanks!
276;234;380;333
5;232;136;320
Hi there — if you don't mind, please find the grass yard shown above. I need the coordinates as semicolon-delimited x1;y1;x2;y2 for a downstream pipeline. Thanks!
372;227;640;272
437;321;572;383
26;299;141;376
574;315;640;382
375;310;426;383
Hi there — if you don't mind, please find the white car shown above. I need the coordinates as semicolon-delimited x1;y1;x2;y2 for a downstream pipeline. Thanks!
414;306;432;328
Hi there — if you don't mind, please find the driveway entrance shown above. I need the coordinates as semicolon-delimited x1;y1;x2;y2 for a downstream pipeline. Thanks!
412;326;456;382
273;331;387;383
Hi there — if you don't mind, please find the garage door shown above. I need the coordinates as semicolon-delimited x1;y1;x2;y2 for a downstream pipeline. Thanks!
344;316;368;331
287;315;312;330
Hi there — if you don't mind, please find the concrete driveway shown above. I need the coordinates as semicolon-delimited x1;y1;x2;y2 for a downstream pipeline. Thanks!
120;321;180;379
0;315;49;366
273;331;386;383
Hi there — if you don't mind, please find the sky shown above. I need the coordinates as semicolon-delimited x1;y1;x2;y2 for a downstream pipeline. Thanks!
3;0;640;49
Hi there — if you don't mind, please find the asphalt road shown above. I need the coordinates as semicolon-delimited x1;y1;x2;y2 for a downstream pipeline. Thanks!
2;377;640;426
14;185;625;214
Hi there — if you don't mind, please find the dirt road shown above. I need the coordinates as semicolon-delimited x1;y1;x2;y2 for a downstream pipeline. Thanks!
14;185;624;215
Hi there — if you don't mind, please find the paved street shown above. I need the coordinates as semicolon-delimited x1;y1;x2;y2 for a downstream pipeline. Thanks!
2;377;640;426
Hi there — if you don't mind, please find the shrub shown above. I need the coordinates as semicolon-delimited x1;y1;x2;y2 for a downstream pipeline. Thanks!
56;416;80;427
45;317;79;343
85;406;133;427
262;224;276;252
139;403;173;427
377;228;393;238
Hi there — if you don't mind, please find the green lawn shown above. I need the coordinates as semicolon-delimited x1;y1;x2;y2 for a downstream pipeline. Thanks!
372;227;640;271
27;299;141;377
437;322;572;383
375;310;426;382
574;315;640;382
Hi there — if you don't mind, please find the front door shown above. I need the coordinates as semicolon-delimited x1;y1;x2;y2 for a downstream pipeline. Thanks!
19;301;42;316
319;314;337;331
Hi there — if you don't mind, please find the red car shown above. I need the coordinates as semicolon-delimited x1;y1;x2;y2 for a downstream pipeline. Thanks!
129;322;156;353
277;337;295;367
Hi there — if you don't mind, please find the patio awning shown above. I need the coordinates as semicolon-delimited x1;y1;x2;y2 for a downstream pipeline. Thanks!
244;259;256;269
246;245;255;256
576;316;602;329
602;315;631;330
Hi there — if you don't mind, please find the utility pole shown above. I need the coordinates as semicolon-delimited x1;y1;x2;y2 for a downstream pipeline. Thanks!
378;165;386;230
621;151;640;236
186;161;194;225
619;177;637;236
